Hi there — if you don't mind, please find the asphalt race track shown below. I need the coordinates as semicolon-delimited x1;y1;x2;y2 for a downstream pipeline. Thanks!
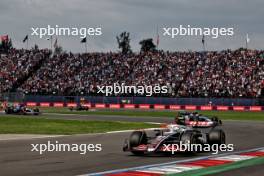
0;114;264;176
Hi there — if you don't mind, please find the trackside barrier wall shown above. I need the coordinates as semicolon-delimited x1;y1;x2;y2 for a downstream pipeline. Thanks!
24;102;264;111
24;95;264;106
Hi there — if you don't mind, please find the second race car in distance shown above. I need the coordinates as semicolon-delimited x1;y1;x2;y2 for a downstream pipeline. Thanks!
175;111;222;128
5;104;40;115
69;104;89;111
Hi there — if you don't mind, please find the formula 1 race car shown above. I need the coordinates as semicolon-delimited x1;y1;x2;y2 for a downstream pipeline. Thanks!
123;124;226;155
5;105;40;115
175;111;222;127
69;104;89;111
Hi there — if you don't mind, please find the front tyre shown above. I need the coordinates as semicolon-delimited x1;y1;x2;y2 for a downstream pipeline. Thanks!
180;131;199;153
129;131;147;155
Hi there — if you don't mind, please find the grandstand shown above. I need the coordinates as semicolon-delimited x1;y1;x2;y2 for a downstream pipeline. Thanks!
0;48;263;98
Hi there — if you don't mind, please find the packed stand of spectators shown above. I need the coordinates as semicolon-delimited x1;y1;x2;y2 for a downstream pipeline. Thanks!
21;51;200;96
0;49;50;93
179;49;264;97
2;48;263;98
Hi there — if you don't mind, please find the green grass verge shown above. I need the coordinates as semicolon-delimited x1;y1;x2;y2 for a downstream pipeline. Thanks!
0;115;158;135
168;156;264;176
40;107;264;121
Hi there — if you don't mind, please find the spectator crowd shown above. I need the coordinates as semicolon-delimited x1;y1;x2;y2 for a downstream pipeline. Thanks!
0;49;50;93
1;48;263;97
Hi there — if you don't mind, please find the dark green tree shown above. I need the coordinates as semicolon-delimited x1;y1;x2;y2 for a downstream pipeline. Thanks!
116;32;132;54
54;45;63;55
139;38;156;52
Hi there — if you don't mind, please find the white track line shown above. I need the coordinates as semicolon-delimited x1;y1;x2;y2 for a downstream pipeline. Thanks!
0;134;66;141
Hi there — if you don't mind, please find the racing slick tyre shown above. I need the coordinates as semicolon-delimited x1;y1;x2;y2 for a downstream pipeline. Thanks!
129;131;147;155
208;129;225;145
5;107;14;114
5;108;11;114
180;130;199;153
33;108;40;115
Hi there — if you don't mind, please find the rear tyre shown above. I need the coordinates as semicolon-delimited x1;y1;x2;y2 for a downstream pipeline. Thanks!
34;108;39;112
5;109;10;114
208;129;225;145
129;131;147;155
5;107;13;114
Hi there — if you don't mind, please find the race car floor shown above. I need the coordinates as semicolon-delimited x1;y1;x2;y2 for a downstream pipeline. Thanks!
0;114;264;176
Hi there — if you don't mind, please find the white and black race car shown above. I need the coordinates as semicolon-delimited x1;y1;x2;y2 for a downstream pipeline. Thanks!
175;111;222;127
123;124;225;155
